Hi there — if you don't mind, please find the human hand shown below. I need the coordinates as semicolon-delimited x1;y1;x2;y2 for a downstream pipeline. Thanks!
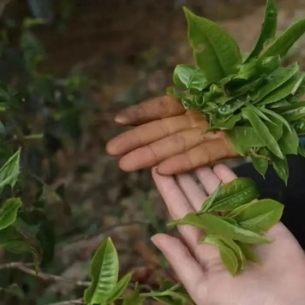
106;96;237;175
151;164;305;305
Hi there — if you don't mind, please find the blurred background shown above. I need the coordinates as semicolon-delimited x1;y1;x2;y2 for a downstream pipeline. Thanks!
0;0;305;304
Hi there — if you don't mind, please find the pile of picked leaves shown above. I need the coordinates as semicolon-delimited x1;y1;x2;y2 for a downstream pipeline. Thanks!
169;178;284;275
168;0;305;183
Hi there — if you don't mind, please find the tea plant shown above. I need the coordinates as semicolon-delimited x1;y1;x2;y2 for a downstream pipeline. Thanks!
168;0;305;183
84;238;194;305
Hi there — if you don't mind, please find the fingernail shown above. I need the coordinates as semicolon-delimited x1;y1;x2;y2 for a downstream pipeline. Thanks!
150;235;158;246
114;114;127;124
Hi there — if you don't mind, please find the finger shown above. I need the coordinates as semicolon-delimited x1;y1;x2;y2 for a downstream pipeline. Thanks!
157;138;237;175
118;127;209;171
114;95;185;126
176;173;207;211
195;167;221;195
213;163;237;183
151;168;201;250
152;168;219;268
151;233;206;303
106;112;207;156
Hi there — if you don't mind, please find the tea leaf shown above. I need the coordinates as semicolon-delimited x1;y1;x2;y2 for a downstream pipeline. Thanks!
0;149;21;194
107;272;133;303
220;237;246;271
123;286;144;305
201;183;221;213
0;198;22;231
249;148;269;178
227;127;265;156
261;18;305;58
294;119;305;135
278;125;299;155
254;63;299;103
173;64;208;90
169;213;272;244
298;143;305;157
244;102;274;123
242;107;284;159
264;115;283;141
245;0;278;62
236;242;262;263
212;114;242;130
202;236;238;274
183;7;242;82
278;101;305;122
238;199;284;232
259;107;291;131
84;238;119;305
200;178;259;213
257;73;304;106
272;154;289;184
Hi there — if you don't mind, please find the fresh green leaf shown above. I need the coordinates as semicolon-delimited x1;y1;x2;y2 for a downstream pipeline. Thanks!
84;238;119;305
249;148;269;178
169;213;272;244
245;0;278;62
272;154;289;184
123;284;144;305
278;101;305;122
0;198;22;231
236;242;262;263
238;199;284;232
253;63;299;103
298;143;305;157
204;235;246;271
173;64;208;90
220;237;246;271
200;178;259;213
231;199;284;229
107;272;133;303
278;126;299;155
200;183;221;213
259;107;291;131
183;7;242;82
242;107;284;159
257;73;304;106
0;149;21;194
211;114;241;130
264;115;283;141
294;119;305;135
227;127;265;156
261;18;305;58
204;236;238;275
244;102;274;123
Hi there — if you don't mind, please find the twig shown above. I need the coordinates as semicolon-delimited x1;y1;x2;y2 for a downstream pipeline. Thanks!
0;262;90;287
47;299;84;305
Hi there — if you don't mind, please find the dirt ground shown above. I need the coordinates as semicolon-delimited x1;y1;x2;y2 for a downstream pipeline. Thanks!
9;0;305;303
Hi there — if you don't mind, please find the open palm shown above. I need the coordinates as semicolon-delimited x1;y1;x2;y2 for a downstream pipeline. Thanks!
106;96;237;175
151;164;305;305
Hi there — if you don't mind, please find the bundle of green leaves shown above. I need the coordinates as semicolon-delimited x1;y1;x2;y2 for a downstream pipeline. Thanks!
168;178;284;275
168;0;305;183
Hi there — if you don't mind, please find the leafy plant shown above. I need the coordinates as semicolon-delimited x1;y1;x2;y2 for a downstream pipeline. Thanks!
168;0;305;183
168;178;284;275
84;238;194;305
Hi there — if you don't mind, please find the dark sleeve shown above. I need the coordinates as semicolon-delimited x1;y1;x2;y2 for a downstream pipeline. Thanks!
234;155;305;249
